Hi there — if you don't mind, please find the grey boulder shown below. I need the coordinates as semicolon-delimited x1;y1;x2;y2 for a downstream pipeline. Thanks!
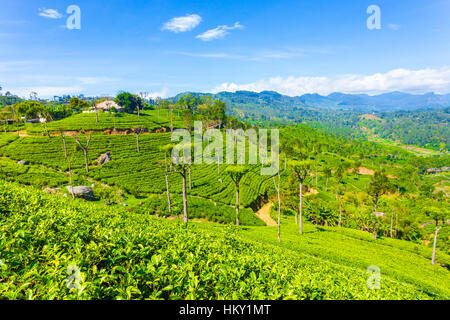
66;186;95;200
98;152;112;165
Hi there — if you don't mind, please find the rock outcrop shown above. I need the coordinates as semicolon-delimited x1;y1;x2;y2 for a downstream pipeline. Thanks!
97;152;112;165
66;186;95;200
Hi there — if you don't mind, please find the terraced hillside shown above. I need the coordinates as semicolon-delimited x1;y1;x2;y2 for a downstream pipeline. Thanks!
1;110;448;250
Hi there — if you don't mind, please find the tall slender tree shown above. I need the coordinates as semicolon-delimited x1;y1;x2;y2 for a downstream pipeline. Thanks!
367;171;393;239
172;144;191;223
289;159;312;234
66;145;77;199
59;129;67;158
159;144;174;215
323;166;332;192
94;103;99;123
74;132;92;173
424;206;449;265
272;170;282;242
225;165;249;226
133;127;144;153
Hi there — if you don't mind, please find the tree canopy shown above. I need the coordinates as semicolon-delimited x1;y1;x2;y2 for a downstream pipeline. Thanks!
115;92;143;114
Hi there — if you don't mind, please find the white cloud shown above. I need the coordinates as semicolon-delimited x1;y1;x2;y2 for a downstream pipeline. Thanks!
162;14;202;33
171;46;332;61
77;77;118;85
211;67;450;96
38;8;63;19
196;22;244;41
11;86;84;98
388;24;401;31
143;87;172;99
0;74;119;98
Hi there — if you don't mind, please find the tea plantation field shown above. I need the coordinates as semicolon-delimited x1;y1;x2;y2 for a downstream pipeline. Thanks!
0;132;274;214
1;180;448;299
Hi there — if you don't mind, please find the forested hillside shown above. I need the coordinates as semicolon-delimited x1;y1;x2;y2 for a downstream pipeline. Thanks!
169;91;450;151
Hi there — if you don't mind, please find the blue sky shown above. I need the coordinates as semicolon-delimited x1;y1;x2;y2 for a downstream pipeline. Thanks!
1;0;450;98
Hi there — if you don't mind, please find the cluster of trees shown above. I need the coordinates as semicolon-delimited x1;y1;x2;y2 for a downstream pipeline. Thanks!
1;98;80;124
360;108;450;151
114;92;144;115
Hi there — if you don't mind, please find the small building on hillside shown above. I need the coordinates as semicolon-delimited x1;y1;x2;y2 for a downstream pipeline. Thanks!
24;117;47;124
94;100;123;112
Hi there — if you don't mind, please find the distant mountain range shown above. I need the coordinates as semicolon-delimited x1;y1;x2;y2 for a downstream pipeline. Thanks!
299;91;450;112
172;90;450;113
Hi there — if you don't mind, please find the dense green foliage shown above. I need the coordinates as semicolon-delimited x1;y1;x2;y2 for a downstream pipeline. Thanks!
175;91;449;151
1;181;448;299
360;108;450;150
114;92;143;114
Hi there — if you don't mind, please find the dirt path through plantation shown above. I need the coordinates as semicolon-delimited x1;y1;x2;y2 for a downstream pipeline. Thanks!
256;202;277;226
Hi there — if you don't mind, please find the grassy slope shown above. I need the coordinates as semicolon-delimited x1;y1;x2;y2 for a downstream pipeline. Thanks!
0;180;449;299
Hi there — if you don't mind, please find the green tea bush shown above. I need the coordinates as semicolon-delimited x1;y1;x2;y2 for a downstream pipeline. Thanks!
0;180;439;300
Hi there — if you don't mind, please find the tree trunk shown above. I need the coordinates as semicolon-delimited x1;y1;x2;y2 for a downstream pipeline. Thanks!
44;121;49;137
338;199;342;227
432;223;441;265
170;108;173;132
61;133;67;158
68;159;74;199
395;212;398;238
136;134;140;152
315;167;318;188
165;173;171;214
390;212;394;238
96;109;98;123
83;149;89;173
273;173;281;242
182;173;188;223
277;179;281;243
325;175;328;192
372;201;377;239
137;105;140;118
235;183;240;226
299;181;303;234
